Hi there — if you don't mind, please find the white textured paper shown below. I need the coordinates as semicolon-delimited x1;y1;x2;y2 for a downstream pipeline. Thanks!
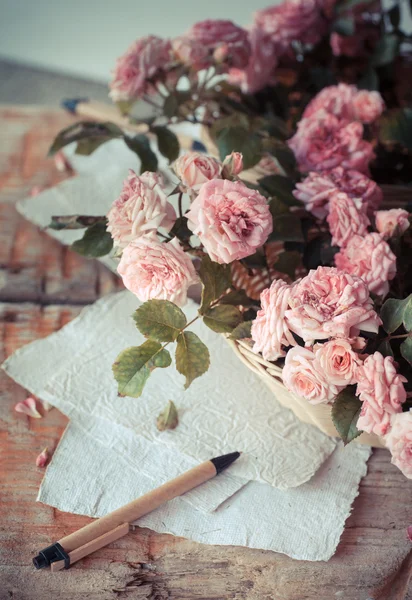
38;421;371;561
3;290;336;489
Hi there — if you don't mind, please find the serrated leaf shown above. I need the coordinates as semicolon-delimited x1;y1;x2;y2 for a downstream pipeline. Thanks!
75;137;110;156
48;215;106;231
219;290;254;307
380;295;412;333
401;337;412;364
133;299;187;342
258;175;299;207
379;108;412;151
377;339;394;358
198;255;231;314
151;126;180;162
371;34;400;67
71;221;113;257
268;198;304;242
331;387;362;445
156;400;179;431
275;251;301;280
112;341;172;398
163;91;191;118
203;305;242;333
175;331;210;389
48;121;123;156
402;295;412;331
229;320;253;340
216;127;262;170
125;134;158;173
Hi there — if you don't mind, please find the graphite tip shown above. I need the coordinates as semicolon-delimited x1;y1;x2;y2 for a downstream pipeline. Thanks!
210;451;241;474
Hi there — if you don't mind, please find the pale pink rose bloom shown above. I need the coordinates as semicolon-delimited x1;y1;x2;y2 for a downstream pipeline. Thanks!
109;36;172;102
251;279;297;361
173;153;221;193
36;447;50;468
117;237;199;307
255;0;327;51
14;397;42;418
187;20;250;69
385;410;412;479
303;84;357;121
288;111;374;174
314;338;361;386
327;192;370;247
285;266;381;343
353;90;385;124
375;209;410;239
282;346;343;404
186;179;273;264
171;37;210;70
228;27;277;94
222;152;244;178
356;353;406;437
335;233;396;297
106;170;176;249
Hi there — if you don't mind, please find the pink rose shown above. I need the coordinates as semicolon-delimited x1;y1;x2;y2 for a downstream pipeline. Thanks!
293;167;382;219
282;346;342;404
106;170;176;249
222;152;244;178
186;179;273;264
327;192;370;247
228;27;277;94
285;266;381;343
356;353;406;437
187;20;250;69
255;0;327;51
335;233;396;297
288;111;374;174
251;279;297;361
353;90;385;124
303;84;357;121
109;36;172;102
171;36;210;70
375;209;410;239
117;237;198;307
314;338;361;386
173;153;221;192
385;410;412;479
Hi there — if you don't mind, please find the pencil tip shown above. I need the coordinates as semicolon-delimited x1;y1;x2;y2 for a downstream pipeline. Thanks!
61;98;89;114
210;451;241;474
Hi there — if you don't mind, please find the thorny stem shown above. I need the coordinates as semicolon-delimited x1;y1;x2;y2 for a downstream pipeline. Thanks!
387;333;412;340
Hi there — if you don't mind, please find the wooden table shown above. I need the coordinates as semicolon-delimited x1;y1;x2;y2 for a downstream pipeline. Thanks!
1;106;411;600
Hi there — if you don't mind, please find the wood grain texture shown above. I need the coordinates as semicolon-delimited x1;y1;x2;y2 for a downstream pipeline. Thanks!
0;106;412;600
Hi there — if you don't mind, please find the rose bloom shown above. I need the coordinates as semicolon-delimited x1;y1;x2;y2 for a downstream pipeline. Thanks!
109;36;172;102
327;192;370;247
335;233;396;297
285;266;381;343
187;19;250;69
254;0;327;51
303;84;357;121
171;36;210;70
385;410;412;479
117;236;198;307
288;111;374;174
222;152;244;178
314;338;361;386
186;179;273;264
356;353;406;437
107;170;176;249
353;90;385;124
173;152;221;192
251;279;297;361
375;208;410;239
228;27;277;94
282;346;342;405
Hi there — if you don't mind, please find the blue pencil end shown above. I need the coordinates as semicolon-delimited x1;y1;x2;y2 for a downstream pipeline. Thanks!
61;98;89;114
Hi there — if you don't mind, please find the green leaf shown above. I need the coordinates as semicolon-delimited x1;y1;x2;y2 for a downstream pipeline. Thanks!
216;127;262;170
331;387;362;445
371;34;400;67
198;255;231;314
133;299;187;342
400;337;412;364
358;67;378;91
203;305;242;333
268;198;304;242
175;331;210;389
229;320;253;341
48;215;106;231
332;17;355;36
71;221;113;257
380;295;412;333
258;175;299;207
377;339;394;358
48;121;123;156
116;100;135;116
125;134;158;173
275;251;301;280
219;290;254;307
379;108;412;151
151;126;180;162
75;137;111;156
112;340;172;398
156;400;179;431
163;92;191;118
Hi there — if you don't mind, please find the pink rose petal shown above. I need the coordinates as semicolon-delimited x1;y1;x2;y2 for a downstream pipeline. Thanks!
14;397;42;419
36;447;50;468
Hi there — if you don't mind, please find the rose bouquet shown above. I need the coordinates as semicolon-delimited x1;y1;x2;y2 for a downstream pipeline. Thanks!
47;0;412;477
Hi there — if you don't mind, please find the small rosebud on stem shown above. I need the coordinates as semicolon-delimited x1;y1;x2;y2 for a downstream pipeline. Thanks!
222;152;244;179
